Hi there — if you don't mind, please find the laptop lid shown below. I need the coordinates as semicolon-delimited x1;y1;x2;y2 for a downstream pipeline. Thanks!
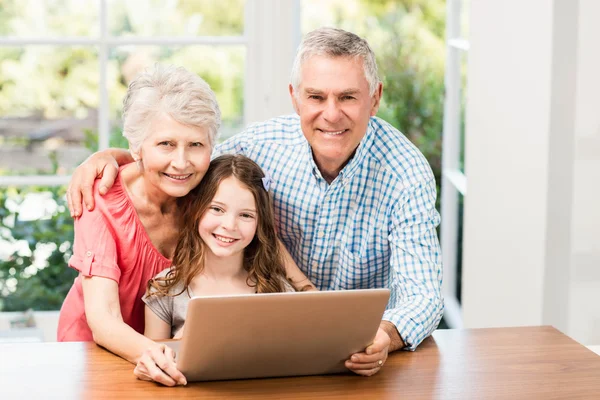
169;288;390;381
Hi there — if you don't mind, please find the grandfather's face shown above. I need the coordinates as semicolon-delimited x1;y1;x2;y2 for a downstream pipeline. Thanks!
289;55;382;177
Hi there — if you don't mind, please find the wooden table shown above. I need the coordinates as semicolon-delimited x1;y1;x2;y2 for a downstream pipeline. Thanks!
2;326;600;399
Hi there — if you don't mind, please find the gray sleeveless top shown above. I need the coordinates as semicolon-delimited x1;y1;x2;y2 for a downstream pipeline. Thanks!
142;268;294;338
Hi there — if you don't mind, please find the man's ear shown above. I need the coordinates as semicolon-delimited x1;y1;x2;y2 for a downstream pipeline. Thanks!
289;84;300;115
370;82;383;117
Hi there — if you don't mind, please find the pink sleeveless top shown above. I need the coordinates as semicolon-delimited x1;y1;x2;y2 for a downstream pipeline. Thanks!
57;168;172;341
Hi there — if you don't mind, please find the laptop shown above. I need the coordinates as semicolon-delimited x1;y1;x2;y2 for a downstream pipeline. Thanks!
164;288;390;381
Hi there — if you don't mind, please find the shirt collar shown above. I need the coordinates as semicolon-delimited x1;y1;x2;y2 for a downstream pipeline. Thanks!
342;118;376;181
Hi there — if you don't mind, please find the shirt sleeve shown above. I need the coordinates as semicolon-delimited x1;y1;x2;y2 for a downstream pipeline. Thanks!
142;268;176;327
213;128;250;158
383;177;444;351
142;291;174;327
68;205;121;283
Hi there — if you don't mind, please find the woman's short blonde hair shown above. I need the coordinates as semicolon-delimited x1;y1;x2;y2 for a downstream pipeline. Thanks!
122;64;221;153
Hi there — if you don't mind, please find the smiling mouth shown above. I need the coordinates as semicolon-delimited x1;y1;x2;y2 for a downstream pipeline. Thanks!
162;173;192;181
213;234;237;243
318;129;348;136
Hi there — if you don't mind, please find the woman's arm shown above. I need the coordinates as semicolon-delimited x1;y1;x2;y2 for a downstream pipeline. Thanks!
81;275;186;386
279;241;317;291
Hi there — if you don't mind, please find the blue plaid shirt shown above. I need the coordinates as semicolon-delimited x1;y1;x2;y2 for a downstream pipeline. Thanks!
214;114;443;350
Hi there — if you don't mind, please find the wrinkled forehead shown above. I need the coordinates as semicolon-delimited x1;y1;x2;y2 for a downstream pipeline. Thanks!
300;53;367;74
298;55;370;92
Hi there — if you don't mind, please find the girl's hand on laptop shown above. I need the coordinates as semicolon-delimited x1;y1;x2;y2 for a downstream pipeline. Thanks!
344;327;390;377
133;343;187;386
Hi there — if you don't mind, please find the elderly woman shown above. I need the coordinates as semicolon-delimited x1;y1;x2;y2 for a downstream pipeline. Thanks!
57;65;218;386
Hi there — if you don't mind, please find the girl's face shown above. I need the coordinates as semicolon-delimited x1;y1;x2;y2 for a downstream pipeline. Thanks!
134;112;211;201
198;176;258;260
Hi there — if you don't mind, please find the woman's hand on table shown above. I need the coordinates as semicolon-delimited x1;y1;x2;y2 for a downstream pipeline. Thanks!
133;343;187;386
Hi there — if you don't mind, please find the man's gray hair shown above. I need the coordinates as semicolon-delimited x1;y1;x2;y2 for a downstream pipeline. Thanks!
290;27;380;96
122;64;221;152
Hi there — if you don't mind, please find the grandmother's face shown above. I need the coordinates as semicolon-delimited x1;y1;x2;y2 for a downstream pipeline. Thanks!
133;112;211;199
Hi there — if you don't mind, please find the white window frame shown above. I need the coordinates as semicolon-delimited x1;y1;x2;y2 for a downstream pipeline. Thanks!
0;0;299;188
441;0;468;328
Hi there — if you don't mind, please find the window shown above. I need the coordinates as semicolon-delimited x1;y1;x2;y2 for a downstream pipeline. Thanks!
0;0;297;312
440;0;469;328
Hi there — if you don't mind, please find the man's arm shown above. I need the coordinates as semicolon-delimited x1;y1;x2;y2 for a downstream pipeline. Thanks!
67;148;133;217
383;177;444;351
68;125;252;217
379;320;405;352
345;177;441;376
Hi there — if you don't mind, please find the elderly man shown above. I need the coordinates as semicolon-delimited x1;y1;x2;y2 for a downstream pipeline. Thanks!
67;27;443;377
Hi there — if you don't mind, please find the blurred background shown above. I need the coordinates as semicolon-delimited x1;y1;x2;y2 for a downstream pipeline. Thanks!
1;0;598;351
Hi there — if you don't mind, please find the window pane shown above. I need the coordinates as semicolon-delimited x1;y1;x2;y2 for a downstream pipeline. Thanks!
0;0;99;37
457;192;464;303
461;0;471;39
460;51;467;173
0;185;75;312
108;0;245;37
108;45;245;143
0;47;98;175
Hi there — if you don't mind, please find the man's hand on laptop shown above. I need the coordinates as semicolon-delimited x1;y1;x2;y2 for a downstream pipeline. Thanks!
344;327;390;376
345;321;404;377
133;343;187;386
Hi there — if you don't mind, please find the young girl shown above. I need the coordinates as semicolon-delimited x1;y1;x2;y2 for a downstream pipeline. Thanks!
141;154;315;340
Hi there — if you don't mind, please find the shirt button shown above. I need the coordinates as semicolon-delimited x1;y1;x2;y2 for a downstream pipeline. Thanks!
86;251;92;257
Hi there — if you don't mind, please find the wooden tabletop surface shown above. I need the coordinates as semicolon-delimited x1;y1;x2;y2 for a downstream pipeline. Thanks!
2;326;600;399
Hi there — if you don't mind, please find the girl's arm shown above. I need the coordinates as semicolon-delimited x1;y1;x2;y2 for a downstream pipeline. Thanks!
144;305;172;340
279;241;317;291
81;275;186;386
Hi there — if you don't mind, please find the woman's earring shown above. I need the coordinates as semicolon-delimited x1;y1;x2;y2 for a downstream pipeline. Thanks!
133;156;142;170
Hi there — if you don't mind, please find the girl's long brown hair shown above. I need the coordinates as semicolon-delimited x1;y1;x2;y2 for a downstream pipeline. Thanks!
147;154;289;297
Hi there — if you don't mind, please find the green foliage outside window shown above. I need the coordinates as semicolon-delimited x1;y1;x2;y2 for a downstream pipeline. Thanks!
0;185;75;311
0;128;128;312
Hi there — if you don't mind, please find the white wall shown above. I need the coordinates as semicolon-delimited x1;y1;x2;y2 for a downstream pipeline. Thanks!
567;0;600;345
462;0;555;327
462;0;600;345
244;0;299;125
